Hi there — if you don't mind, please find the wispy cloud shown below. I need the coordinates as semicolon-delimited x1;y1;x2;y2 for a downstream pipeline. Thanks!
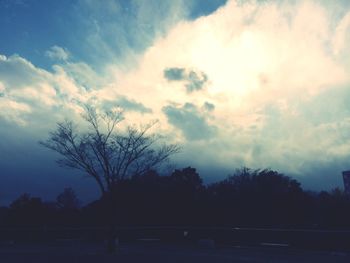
163;102;217;140
45;46;70;61
104;96;152;114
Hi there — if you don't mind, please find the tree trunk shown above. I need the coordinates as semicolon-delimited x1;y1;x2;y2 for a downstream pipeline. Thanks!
107;224;118;253
105;190;118;253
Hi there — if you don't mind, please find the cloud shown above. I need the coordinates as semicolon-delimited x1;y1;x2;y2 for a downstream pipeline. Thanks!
70;0;189;67
0;53;91;126
162;102;217;140
103;96;152;113
0;54;53;123
0;99;31;125
0;119;99;205
332;12;350;56
3;0;350;192
186;70;208;92
45;45;70;61
59;62;106;91
0;54;50;89
110;0;350;186
203;101;215;112
0;81;5;96
164;67;186;81
164;67;209;92
116;97;152;113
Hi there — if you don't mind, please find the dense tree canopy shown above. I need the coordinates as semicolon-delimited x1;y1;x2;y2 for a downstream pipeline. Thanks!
1;167;350;229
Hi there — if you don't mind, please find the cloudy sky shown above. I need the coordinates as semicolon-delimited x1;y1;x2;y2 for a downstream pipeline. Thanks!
1;0;350;204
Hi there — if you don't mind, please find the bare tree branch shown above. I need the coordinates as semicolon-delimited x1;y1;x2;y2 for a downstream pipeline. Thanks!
40;106;179;196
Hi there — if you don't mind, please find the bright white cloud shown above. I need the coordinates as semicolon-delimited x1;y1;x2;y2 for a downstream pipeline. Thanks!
0;54;91;126
99;0;350;178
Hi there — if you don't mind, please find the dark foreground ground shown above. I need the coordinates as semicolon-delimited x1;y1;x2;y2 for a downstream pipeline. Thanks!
1;241;350;263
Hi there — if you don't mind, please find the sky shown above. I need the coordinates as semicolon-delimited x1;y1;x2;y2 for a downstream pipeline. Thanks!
1;0;350;204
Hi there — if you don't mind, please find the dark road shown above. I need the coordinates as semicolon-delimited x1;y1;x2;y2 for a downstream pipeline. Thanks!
1;242;350;263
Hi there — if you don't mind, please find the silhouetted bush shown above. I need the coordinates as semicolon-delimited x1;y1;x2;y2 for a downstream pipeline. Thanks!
6;193;55;226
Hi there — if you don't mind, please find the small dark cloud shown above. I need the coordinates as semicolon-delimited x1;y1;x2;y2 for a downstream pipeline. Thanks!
163;67;209;93
203;101;215;112
183;102;196;110
163;67;186;81
104;97;152;114
185;70;208;92
162;102;217;141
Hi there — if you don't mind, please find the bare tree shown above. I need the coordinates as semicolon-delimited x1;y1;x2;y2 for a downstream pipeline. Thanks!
41;106;179;196
41;106;179;252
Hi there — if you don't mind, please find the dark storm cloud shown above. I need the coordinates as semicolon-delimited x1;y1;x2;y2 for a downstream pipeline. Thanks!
103;96;152;113
293;159;350;191
0;119;99;205
163;67;209;93
162;102;217;140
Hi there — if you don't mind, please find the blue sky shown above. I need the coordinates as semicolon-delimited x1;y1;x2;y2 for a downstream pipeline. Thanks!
1;0;350;204
0;0;227;69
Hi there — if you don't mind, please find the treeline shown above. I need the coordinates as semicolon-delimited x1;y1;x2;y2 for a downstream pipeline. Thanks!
1;167;350;229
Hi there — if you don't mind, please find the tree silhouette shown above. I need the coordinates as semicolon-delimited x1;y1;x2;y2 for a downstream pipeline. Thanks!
8;194;51;227
4;166;350;239
56;187;80;210
167;167;203;224
40;106;179;251
207;168;306;226
41;106;179;196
